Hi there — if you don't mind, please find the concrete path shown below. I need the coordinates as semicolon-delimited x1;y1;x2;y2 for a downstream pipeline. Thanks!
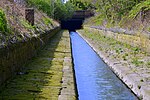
0;31;76;100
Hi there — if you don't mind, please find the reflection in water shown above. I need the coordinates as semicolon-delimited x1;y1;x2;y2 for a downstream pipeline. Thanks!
70;32;138;100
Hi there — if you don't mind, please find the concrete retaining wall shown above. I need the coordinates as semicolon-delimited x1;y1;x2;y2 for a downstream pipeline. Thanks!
91;27;150;53
0;27;61;86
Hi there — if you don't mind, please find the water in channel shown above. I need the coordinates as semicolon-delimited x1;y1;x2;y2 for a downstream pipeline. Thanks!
70;32;138;100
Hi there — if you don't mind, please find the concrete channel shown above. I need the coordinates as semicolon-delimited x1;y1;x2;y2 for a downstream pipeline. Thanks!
0;31;76;100
0;29;141;99
70;31;138;100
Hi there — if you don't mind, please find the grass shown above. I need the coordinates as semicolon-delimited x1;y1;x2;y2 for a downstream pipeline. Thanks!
0;9;9;35
20;19;35;30
131;57;144;67
146;61;150;68
122;53;129;61
42;18;53;26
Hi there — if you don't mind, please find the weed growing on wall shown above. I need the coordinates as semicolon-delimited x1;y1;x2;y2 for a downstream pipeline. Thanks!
131;57;144;67
42;18;53;25
147;62;150;68
20;19;35;30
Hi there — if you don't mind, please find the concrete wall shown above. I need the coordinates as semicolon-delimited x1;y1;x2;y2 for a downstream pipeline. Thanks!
105;31;150;53
0;27;61;86
91;28;150;53
73;10;94;19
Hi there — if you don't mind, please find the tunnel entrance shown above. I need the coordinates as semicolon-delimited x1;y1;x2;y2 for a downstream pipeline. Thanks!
61;10;94;31
61;18;84;31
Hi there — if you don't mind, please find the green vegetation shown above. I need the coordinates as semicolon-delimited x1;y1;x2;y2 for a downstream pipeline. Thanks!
27;0;75;20
147;61;150;68
0;9;9;35
69;0;94;10
20;19;35;30
131;57;144;66
0;31;66;99
27;0;52;16
132;47;140;55
74;0;150;29
42;18;53;25
122;53;128;61
94;0;146;21
119;0;150;27
128;0;150;19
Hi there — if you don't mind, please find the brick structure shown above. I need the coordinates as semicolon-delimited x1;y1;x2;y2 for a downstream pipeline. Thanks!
25;8;34;26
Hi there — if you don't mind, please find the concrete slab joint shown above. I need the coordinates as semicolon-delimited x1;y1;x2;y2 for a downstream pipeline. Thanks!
58;31;76;100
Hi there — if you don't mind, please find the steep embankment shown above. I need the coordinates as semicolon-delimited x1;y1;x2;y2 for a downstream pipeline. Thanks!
0;0;60;86
85;0;150;32
0;0;59;47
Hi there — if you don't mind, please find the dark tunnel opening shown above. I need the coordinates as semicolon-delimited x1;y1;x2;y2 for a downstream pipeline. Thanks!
60;10;94;32
61;18;84;32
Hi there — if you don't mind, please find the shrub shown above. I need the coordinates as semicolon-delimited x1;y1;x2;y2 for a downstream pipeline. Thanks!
27;0;75;20
0;9;8;34
128;0;150;19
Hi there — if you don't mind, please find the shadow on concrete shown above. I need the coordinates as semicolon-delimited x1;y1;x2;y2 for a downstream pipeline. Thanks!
0;31;66;99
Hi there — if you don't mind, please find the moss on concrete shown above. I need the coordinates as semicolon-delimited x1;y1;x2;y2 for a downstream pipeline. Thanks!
0;31;68;99
0;27;60;86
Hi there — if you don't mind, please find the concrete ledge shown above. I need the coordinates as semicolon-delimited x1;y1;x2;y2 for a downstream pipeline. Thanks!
79;33;150;100
58;32;77;100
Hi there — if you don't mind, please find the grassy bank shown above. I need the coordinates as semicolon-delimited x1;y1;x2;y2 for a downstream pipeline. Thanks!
74;0;150;32
0;0;59;46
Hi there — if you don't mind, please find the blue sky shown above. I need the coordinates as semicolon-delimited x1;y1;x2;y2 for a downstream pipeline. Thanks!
63;0;68;3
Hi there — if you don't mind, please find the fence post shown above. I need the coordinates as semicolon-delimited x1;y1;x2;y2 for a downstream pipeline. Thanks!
25;8;34;26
